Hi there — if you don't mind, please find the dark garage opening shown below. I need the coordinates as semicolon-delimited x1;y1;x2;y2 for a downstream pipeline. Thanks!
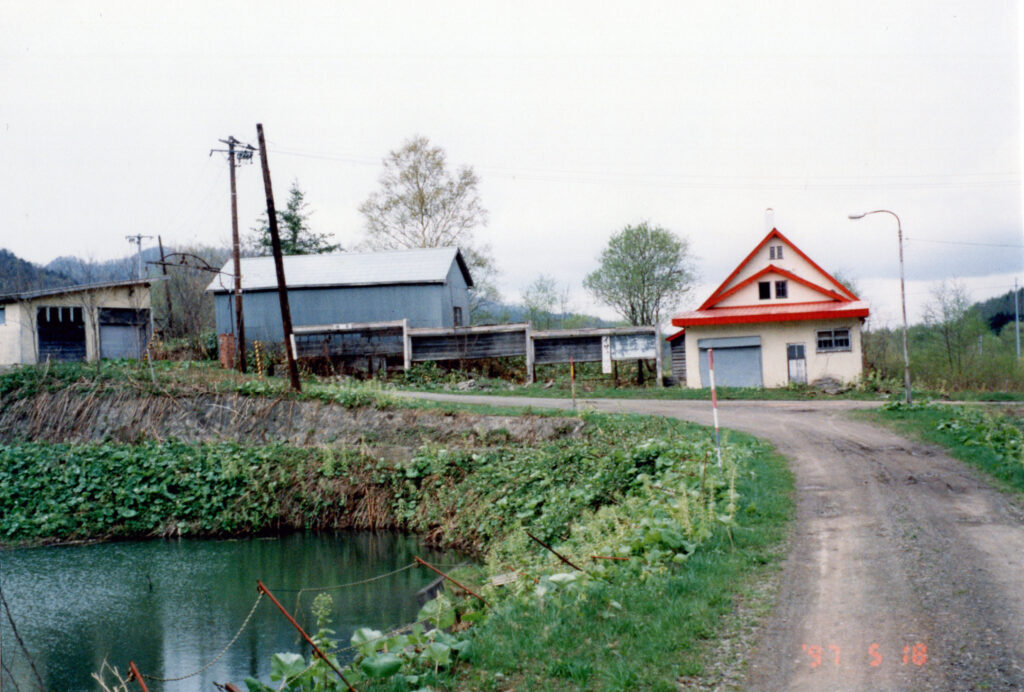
37;306;86;362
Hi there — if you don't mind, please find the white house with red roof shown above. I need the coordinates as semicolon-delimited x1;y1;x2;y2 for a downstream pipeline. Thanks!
670;228;869;388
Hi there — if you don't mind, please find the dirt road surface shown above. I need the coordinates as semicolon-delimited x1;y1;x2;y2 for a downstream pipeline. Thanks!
403;393;1024;691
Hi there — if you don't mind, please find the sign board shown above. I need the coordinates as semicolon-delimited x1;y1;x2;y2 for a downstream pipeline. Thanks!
610;333;656;360
601;335;612;373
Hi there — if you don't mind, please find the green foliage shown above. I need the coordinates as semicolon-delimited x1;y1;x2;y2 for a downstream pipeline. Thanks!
584;222;695;326
0;441;308;540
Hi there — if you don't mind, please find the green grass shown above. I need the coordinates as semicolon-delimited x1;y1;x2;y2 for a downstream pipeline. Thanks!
453;437;794;691
865;404;1024;494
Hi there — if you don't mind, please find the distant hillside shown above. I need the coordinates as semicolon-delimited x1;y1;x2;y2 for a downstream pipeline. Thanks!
976;288;1024;332
45;247;162;284
473;299;619;328
0;249;73;295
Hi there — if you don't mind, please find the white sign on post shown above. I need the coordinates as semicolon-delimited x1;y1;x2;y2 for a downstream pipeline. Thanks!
601;335;612;374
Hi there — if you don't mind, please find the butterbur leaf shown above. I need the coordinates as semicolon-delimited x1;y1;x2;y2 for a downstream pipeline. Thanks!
269;652;306;681
360;652;403;678
350;627;384;655
422;641;451;666
243;677;276;692
417;595;455;630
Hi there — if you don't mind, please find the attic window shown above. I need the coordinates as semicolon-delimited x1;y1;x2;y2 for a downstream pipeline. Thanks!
775;280;788;299
453;306;463;327
758;281;771;300
769;245;784;260
817;328;851;352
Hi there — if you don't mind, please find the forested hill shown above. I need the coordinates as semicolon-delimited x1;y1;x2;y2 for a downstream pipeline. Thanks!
975;287;1024;332
0;249;73;295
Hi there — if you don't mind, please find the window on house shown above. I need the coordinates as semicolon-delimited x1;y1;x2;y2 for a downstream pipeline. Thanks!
769;245;784;260
0;306;5;325
775;280;788;299
453;306;463;327
758;281;771;299
816;328;851;352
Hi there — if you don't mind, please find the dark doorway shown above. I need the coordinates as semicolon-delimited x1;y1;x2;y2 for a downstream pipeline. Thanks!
37;306;86;362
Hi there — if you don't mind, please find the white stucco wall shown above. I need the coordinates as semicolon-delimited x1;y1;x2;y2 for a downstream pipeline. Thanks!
0;285;151;366
683;318;864;388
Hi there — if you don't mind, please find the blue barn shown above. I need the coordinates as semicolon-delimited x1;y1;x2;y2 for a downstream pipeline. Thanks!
208;247;473;344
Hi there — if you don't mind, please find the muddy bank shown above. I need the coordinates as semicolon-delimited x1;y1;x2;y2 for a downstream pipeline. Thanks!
0;390;584;446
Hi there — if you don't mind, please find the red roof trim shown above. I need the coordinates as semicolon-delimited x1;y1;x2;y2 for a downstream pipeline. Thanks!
698;229;783;310
698;227;860;309
712;264;850;304
665;329;685;342
672;305;869;328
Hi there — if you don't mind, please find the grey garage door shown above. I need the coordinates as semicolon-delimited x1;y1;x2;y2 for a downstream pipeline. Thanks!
99;324;148;359
698;336;763;388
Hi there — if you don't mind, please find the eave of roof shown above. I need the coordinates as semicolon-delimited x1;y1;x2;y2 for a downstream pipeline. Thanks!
0;278;156;305
672;301;869;328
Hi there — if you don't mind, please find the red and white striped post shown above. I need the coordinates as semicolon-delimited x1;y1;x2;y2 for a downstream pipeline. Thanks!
708;348;723;469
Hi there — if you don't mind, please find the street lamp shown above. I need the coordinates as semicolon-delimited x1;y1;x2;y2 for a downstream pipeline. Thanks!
848;210;912;405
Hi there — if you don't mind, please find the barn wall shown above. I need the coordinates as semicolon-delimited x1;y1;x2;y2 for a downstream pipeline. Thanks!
216;283;465;345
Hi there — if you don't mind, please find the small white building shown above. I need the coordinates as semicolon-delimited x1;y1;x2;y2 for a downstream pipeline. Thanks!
0;280;153;366
671;228;869;388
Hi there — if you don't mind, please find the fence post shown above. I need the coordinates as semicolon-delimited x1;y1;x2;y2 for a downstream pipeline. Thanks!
654;324;664;387
402;318;411;371
525;323;535;384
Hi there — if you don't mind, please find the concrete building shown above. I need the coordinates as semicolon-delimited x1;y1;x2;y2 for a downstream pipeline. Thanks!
0;279;153;365
207;247;473;345
671;228;869;388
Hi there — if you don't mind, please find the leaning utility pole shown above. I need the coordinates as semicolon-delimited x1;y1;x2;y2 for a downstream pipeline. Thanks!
256;123;301;392
211;136;256;373
157;235;174;335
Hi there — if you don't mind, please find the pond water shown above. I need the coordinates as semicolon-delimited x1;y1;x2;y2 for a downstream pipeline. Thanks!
0;532;464;691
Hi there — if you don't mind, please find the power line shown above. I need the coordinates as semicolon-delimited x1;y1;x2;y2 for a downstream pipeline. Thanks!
904;237;1024;249
265;143;1020;190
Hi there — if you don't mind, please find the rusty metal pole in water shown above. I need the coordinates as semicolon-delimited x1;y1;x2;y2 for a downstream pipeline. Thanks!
256;581;356;691
128;662;149;692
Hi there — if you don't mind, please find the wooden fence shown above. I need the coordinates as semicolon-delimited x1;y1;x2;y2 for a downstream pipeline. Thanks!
291;320;663;385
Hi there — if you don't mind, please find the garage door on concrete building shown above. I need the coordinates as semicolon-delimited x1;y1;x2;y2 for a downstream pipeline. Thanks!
698;336;763;388
99;308;150;360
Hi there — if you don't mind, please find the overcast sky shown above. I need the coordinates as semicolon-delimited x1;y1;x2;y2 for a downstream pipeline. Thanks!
1;1;1021;325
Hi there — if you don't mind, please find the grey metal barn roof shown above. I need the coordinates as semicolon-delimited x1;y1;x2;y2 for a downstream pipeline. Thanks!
206;247;473;294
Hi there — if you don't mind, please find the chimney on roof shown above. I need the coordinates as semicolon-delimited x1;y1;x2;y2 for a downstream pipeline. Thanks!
765;208;775;232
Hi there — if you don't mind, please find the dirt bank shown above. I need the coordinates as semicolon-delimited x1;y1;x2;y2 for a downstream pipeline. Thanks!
0;390;584;447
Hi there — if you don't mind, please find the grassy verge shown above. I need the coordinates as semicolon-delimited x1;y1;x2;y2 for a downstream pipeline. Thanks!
864;403;1024;494
455;440;792;692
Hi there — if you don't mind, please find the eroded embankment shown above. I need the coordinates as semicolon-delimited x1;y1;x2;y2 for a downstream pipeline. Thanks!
0;390;584;447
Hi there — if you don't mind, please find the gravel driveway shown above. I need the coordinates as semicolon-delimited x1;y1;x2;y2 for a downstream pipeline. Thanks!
401;393;1024;691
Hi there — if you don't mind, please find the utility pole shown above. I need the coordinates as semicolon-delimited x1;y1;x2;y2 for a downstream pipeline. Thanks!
256;123;301;392
125;234;153;280
157;235;174;335
211;136;256;373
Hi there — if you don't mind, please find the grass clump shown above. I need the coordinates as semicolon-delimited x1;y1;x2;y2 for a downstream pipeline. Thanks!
868;401;1024;493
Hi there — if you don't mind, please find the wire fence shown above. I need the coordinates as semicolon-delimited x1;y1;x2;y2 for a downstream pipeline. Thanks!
91;558;481;689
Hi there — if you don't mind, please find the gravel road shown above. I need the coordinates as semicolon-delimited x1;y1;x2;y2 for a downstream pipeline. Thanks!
402;393;1024;691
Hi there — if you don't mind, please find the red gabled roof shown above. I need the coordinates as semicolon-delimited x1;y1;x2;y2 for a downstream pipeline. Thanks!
698;228;858;310
673;301;869;327
712;264;851;305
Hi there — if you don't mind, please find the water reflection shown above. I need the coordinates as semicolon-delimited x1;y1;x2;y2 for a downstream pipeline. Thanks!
0;532;461;691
